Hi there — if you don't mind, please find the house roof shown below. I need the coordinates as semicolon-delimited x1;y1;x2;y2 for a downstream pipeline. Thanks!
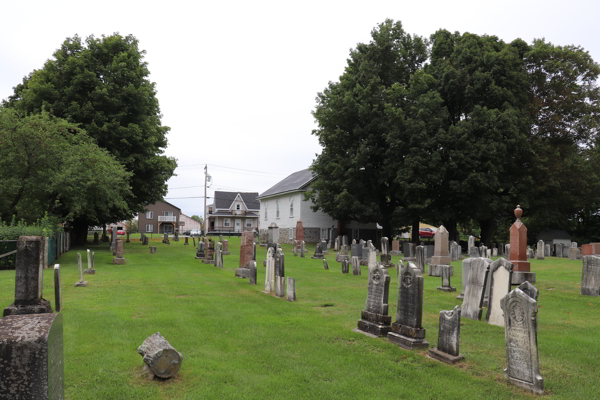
209;211;259;218
536;229;572;241
258;169;315;199
214;191;260;210
144;200;181;211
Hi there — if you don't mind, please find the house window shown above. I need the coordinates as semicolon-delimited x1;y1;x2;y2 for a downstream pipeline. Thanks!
289;197;294;217
146;211;153;219
246;220;252;228
236;204;241;210
321;228;328;240
264;202;268;220
224;218;231;227
289;228;296;240
146;224;153;232
276;199;280;218
164;211;173;216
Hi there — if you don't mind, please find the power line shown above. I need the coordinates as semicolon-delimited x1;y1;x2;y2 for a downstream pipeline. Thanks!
175;163;288;177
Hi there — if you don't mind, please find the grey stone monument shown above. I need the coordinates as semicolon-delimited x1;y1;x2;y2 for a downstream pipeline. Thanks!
4;236;53;317
287;277;296;302
486;258;513;327
215;242;224;269
536;240;545;260
341;259;349;274
84;249;95;274
468;246;480;258
355;263;392;337
437;265;455;292
388;262;428;349
263;248;275;294
311;242;324;259
544;244;551;257
248;261;257;285
500;282;544;395
323;259;329;270
150;246;157;254
555;243;562;257
428;306;464;364
461;258;490;321
416;245;425;274
403;242;416;261
75;252;88;287
300;241;305;258
581;255;600;296
0;313;64;399
352;256;361;275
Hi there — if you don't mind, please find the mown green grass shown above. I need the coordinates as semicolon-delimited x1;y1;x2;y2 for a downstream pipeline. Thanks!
1;238;598;399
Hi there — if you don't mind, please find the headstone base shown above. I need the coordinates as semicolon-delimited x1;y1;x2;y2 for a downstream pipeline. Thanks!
456;293;464;300
505;369;544;395
3;299;53;317
427;348;464;364
74;281;88;287
113;258;126;265
203;260;215;264
235;268;251;278
387;331;429;350
389;251;402;256
511;271;536;285
437;286;456;292
84;268;96;275
356;319;392;337
403;257;416;263
311;255;324;259
428;264;453;277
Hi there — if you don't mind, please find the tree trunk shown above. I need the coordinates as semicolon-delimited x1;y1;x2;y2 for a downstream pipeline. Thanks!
478;218;496;247
137;332;183;379
71;218;89;246
411;217;420;244
443;219;458;243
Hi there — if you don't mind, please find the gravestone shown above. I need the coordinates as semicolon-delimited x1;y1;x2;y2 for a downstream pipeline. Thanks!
437;265;455;292
500;282;544;394
403;242;416;261
351;241;362;259
54;265;61;312
4;236;53;316
581;255;600;296
236;232;253;278
111;230;117;252
479;245;487;258
428;306;464;364
275;249;285;298
360;241;369;266
300;241;305;258
248;261;257;285
312;242;324;259
204;239;214;264
214;242;224;269
492;248;498;257
173;232;179;242
287;277;296;302
163;233;170;245
323;259;329;270
252;242;257;261
568;245;578;260
143;236;149;246
355;263;392;337
430;226;451;265
334;236;340;252
536;240;544;260
75;252;88;287
468;235;475;249
321;240;329;255
113;239;126;265
388;262;428;349
342;235;348;247
451;241;460;262
341;259;349;274
468;246;480;258
461;258;490;321
93;232;100;244
562;243;569;258
263;248;275;294
416;246;425;274
486;258;513;326
0;313;64;399
352;256;361;275
367;243;377;272
390;240;401;255
555;243;562;258
545;244;551;257
84;249;95;274
425;244;434;264
184;236;189;246
150;246;157;254
509;206;535;285
336;244;349;263
380;237;391;265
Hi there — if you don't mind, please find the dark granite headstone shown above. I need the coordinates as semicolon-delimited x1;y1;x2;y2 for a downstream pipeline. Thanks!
355;263;391;337
388;262;428;349
352;243;362;259
500;283;544;394
0;313;64;399
428;306;464;364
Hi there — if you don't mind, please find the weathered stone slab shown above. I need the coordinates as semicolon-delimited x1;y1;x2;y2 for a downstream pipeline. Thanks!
323;259;328;270
248;262;257;285
437;265;456;292
461;258;489;321
536;240;544;260
287;277;296;301
500;283;544;395
352;256;361;275
388;262;428;349
341;259;349;274
416;245;426;274
356;263;391;337
581;255;600;296
431;226;451;265
486;258;513;326
0;313;64;399
428;306;463;364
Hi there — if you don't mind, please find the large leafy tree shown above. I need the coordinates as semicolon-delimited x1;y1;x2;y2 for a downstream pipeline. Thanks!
426;31;534;244
0;108;131;224
308;20;444;240
4;34;176;242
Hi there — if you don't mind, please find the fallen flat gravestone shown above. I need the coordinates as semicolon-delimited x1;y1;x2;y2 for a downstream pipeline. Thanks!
0;313;64;399
137;332;183;379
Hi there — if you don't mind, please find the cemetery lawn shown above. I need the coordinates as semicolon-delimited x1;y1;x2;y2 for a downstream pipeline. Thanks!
1;239;599;399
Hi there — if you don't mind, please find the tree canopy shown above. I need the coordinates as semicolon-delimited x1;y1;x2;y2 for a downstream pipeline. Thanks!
309;20;600;244
4;33;176;241
0;108;131;224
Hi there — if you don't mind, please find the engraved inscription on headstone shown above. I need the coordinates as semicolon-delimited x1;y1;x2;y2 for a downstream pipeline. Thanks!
355;264;392;337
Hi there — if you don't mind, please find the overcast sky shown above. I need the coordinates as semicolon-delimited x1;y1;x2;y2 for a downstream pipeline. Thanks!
2;0;599;218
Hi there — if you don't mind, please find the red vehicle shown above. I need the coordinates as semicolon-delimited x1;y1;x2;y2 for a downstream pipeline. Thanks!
419;227;436;238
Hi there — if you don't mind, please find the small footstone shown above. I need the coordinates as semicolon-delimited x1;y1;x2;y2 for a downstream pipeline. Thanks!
83;269;96;275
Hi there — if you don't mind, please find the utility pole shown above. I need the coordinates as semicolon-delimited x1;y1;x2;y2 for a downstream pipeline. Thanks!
204;165;208;235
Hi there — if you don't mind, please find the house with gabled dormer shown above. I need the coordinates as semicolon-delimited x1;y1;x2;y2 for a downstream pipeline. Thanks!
206;191;260;234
